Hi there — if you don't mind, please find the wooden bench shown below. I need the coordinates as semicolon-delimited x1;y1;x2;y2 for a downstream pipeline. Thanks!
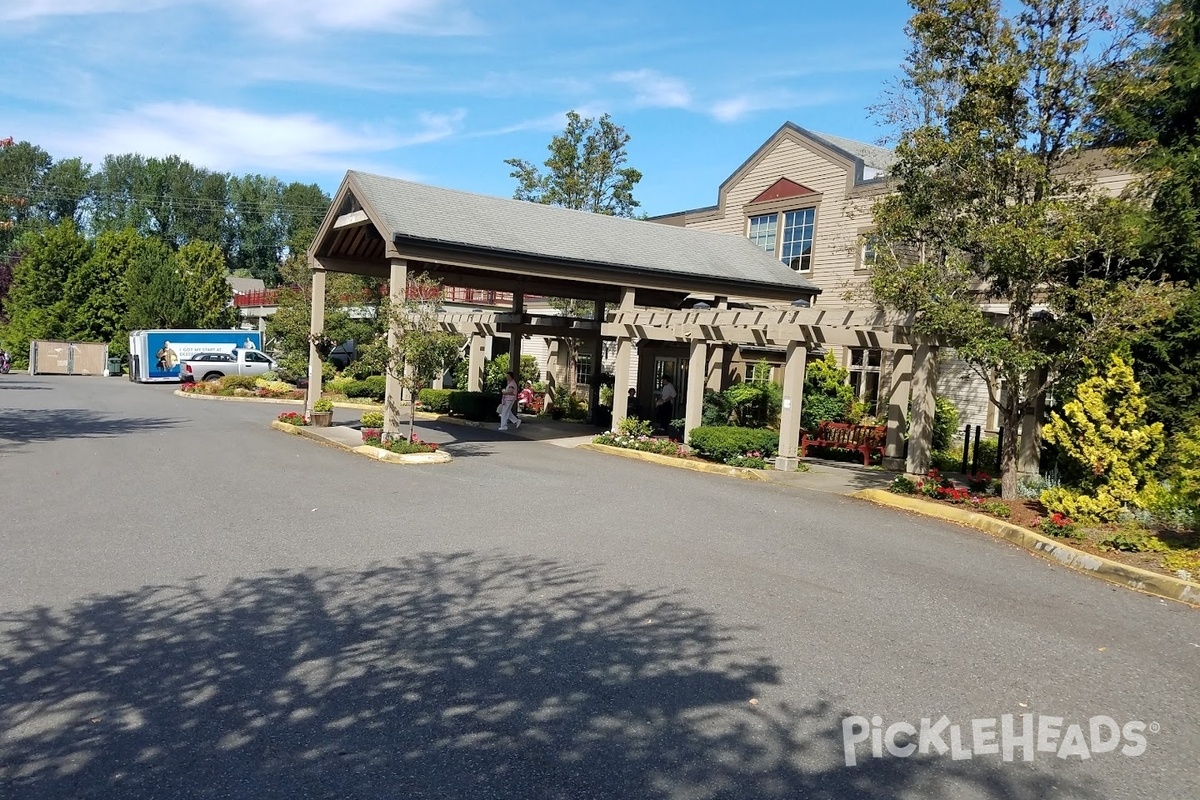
800;422;886;466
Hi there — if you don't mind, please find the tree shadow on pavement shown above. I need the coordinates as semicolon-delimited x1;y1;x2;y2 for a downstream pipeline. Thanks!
0;408;178;453
0;552;1103;800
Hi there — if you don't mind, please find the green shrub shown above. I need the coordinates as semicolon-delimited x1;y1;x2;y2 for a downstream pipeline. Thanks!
688;426;779;464
418;388;454;413
702;389;732;426
1161;550;1200;576
931;449;961;473
932;396;960;453
313;398;334;413
343;339;390;380
890;475;917;494
220;374;259;391
1041;355;1164;523
980;500;1012;518
1100;525;1169;553
723;376;782;428
974;437;1000;473
1039;513;1082;539
449;390;501;421
261;370;278;382
321;361;337;382
360;411;384;428
1167;423;1200;510
325;377;355;396
618;417;655;438
343;375;387;401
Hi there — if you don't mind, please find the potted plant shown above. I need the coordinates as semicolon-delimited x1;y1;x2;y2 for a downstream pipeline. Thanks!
311;397;334;427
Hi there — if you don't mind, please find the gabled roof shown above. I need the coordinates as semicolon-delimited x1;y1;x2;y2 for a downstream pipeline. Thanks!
807;131;897;173
650;121;894;220
346;171;821;295
750;177;820;204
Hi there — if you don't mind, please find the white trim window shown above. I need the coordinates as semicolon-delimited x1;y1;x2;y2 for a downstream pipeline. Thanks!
860;234;881;269
780;208;816;272
745;361;773;384
748;214;777;253
848;348;882;416
574;353;592;387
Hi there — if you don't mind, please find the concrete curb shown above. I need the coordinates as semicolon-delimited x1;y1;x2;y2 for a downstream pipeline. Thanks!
579;442;768;481
174;389;384;412
270;420;451;465
853;488;1200;607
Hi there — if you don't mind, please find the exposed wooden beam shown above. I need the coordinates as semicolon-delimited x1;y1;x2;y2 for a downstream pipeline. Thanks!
333;210;371;229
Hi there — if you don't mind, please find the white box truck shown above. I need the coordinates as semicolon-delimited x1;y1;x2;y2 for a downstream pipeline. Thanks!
128;330;264;383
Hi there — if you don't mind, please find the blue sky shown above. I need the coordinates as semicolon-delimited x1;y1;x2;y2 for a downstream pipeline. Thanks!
1;1;914;216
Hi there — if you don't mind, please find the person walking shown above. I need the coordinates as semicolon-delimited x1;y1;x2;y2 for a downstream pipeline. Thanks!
656;375;676;432
498;371;522;431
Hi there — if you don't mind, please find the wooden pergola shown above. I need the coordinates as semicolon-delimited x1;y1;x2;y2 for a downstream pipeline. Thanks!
305;170;946;472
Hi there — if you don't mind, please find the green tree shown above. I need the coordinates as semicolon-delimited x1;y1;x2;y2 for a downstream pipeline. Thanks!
1041;355;1165;521
0;139;52;249
2;220;91;355
73;229;173;353
505;111;643;217
227;174;284;284
1095;1;1200;436
175;240;237;329
381;275;464;441
40;157;92;227
800;353;857;430
865;0;1173;498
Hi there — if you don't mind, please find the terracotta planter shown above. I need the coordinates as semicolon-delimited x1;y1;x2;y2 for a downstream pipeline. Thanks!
311;411;333;427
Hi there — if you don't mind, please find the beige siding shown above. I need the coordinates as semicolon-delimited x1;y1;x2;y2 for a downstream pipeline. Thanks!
682;133;875;310
938;353;992;432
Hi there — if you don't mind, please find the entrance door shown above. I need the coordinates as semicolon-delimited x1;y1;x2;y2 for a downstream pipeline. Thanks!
653;355;689;423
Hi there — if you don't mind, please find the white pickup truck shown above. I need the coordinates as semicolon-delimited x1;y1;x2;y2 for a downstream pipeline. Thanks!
179;348;276;382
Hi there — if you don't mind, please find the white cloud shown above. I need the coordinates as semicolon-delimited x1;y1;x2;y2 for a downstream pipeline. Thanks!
709;90;839;122
610;69;692;109
1;0;479;36
39;103;464;173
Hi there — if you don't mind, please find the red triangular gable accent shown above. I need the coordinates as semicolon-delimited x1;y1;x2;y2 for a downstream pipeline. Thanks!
750;177;818;204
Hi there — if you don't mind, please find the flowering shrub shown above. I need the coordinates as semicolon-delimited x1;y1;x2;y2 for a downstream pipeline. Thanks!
1037;512;1081;539
277;411;309;426
361;431;438;454
360;411;384;428
593;431;687;457
967;472;993;492
934;485;971;503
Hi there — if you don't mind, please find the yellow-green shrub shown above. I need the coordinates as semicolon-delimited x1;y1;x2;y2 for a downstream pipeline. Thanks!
1168;423;1200;508
1041;355;1164;522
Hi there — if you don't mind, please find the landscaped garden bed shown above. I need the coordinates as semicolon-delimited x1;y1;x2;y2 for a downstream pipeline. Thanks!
888;470;1200;582
181;374;305;399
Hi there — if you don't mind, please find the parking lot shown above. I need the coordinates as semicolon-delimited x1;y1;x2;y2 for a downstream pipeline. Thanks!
1;375;1197;799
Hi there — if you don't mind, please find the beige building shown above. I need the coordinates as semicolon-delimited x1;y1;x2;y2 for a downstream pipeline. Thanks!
652;122;1137;433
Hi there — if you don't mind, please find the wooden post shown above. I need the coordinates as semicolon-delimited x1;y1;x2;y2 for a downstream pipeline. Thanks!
883;349;912;471
774;340;808;471
508;291;524;385
383;258;408;439
305;265;326;416
611;287;635;431
467;333;485;392
685;339;706;442
906;343;938;475
588;301;605;424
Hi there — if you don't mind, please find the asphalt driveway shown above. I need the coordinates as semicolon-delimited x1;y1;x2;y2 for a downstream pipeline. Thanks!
1;375;1196;799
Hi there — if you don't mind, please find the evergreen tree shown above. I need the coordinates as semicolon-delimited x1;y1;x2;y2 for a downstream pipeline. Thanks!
175;240;237;329
3;221;92;356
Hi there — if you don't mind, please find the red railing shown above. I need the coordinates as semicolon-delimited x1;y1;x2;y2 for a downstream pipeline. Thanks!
231;286;543;309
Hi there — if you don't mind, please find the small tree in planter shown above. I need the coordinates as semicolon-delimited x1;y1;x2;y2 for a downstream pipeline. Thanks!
311;397;334;427
381;275;464;442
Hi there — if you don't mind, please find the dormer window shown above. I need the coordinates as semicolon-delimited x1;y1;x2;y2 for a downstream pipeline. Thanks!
743;178;820;274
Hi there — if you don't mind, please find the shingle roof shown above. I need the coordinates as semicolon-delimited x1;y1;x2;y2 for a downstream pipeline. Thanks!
808;131;897;173
347;171;820;295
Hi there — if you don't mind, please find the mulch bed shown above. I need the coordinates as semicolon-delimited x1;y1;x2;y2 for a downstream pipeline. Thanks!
933;495;1199;580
